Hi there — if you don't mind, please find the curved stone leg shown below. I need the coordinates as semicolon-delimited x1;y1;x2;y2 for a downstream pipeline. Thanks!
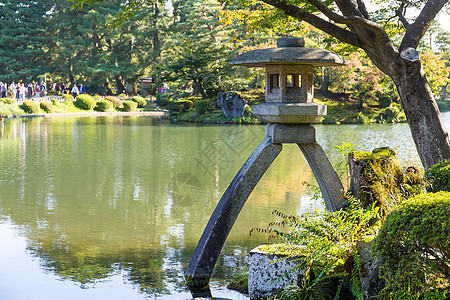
297;143;345;212
185;137;282;287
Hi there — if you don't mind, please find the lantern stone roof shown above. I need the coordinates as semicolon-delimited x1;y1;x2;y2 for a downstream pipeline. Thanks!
230;37;346;67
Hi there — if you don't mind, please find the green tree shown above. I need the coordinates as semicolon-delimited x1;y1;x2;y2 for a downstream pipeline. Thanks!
157;0;239;99
0;0;53;82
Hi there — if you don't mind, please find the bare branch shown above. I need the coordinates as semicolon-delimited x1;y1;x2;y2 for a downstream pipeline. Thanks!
356;0;371;20
261;0;363;47
400;0;449;49
395;2;410;28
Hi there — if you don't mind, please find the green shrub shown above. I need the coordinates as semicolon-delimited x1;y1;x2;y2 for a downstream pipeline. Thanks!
373;192;450;297
95;100;113;112
122;100;138;112
139;89;148;98
155;93;172;106
1;97;14;104
378;96;392;108
131;96;147;108
117;93;127;98
40;101;54;113
76;94;96;110
62;94;74;101
0;102;22;117
104;96;123;108
425;159;450;192
167;100;194;113
22;100;41;114
51;98;58;105
194;99;212;114
93;94;103;100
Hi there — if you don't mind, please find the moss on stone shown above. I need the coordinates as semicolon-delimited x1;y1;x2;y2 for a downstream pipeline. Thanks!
351;147;425;216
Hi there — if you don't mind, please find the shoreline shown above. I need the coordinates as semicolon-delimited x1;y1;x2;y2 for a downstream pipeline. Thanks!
5;110;168;120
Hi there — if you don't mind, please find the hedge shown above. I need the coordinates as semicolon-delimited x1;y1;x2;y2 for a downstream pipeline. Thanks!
76;94;96;110
22;100;41;114
122;100;138;112
105;96;123;108
131;96;147;108
95;100;113;112
425;159;450;192
194;99;212;114
167;100;194;113
40;101;54;113
373;192;450;297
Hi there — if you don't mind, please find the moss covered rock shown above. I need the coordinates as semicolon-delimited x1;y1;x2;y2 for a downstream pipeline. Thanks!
348;147;425;216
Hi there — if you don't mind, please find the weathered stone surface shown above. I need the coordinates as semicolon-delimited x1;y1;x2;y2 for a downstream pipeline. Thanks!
298;143;345;211
277;37;305;48
219;92;247;118
248;245;304;299
265;123;316;144
229;47;346;67
357;237;384;299
253;103;327;124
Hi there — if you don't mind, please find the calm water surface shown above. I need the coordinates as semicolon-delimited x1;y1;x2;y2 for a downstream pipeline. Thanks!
1;113;448;299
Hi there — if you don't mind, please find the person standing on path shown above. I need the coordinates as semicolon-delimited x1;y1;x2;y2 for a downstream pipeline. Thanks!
71;84;79;99
79;83;85;94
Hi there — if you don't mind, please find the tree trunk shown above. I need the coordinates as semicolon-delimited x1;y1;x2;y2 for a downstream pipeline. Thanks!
320;66;329;94
441;82;448;100
392;48;450;170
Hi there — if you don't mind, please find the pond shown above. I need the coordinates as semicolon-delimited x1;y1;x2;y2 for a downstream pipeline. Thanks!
0;113;448;299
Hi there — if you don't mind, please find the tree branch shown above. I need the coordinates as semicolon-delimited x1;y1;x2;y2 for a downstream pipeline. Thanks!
356;0;371;20
400;0;449;49
262;0;390;45
261;0;362;47
395;2;410;28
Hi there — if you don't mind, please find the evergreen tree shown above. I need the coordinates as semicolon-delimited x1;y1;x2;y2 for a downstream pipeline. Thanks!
0;0;53;82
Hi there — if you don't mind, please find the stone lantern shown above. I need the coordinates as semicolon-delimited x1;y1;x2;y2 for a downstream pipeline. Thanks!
185;37;347;292
230;36;345;123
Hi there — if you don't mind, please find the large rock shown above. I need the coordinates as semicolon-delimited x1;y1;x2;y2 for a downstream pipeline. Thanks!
248;245;304;299
219;92;247;118
357;237;384;299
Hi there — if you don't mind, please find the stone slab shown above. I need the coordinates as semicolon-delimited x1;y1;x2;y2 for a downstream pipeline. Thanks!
265;123;316;144
248;244;305;299
253;103;327;124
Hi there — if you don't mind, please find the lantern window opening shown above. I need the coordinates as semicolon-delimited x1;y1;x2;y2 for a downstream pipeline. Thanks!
286;74;301;88
269;73;280;93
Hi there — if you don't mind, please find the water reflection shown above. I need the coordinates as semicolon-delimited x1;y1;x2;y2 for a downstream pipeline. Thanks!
0;114;442;299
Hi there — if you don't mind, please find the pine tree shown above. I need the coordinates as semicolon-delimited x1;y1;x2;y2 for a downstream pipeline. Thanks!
0;0;53;82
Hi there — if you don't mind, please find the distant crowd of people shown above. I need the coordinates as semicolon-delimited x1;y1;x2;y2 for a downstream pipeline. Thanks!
0;82;86;101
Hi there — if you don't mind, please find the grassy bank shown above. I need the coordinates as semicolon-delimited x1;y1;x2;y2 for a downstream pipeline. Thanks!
0;95;161;119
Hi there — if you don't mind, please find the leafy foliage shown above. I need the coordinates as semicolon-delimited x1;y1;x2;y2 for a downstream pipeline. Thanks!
194;99;213;114
76;94;96;110
167;100;194;113
104;96;123;108
131;96;147;108
0;102;23;117
40;101;54;113
373;192;450;298
255;195;379;297
425;159;450;192
122;100;137;112
95;100;113;112
21;100;41;114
